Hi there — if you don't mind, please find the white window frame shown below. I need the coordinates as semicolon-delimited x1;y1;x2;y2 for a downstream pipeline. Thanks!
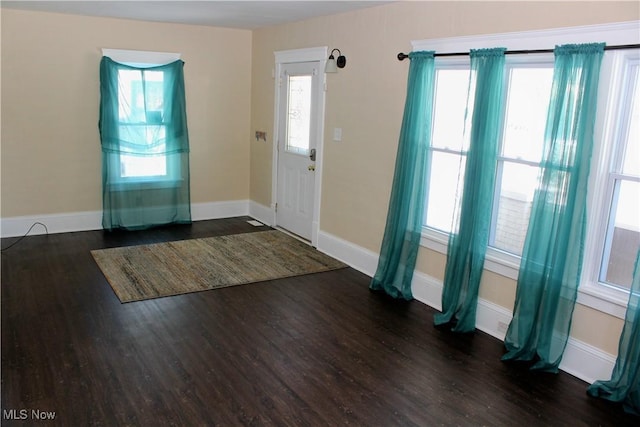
489;58;554;256
424;57;470;236
101;48;183;189
423;54;554;279
101;48;181;67
413;21;640;319
582;48;640;318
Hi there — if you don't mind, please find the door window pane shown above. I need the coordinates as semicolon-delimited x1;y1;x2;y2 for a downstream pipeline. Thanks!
286;75;312;155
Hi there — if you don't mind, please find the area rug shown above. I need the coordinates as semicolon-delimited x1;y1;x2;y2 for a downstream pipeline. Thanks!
91;230;347;303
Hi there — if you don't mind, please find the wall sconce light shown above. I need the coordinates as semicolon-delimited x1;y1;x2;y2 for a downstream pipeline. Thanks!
325;48;346;73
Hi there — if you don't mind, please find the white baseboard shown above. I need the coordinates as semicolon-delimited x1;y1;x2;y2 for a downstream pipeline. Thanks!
248;201;275;227
560;337;616;384
1;200;251;238
410;269;514;341
190;200;249;221
0;210;103;238
249;202;322;246
411;270;443;311
316;229;616;385
317;230;379;276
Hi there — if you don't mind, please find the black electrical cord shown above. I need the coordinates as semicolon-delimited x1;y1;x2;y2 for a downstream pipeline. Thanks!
1;222;49;252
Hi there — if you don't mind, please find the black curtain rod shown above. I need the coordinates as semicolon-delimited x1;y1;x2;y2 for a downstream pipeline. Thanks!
396;44;640;61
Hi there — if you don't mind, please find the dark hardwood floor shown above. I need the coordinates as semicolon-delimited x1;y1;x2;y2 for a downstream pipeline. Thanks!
1;217;636;426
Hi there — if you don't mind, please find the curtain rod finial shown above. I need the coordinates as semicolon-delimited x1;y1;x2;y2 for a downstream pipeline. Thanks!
397;52;409;61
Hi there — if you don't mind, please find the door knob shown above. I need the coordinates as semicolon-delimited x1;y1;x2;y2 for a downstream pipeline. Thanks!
309;148;316;161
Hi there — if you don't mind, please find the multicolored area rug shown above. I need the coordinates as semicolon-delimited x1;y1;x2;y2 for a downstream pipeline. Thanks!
91;230;347;303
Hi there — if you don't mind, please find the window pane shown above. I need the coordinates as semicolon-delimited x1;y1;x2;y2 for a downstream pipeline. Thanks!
117;69;167;179
432;69;471;151
492;162;539;255
286;75;312;154
118;70;164;123
121;154;167;178
142;71;164;120
118;125;165;151
425;151;466;233
118;125;167;178
502;67;553;162
621;68;639;176
601;180;640;289
118;70;137;121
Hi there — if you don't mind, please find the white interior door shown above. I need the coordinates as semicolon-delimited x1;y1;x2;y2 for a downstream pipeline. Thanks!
276;61;321;241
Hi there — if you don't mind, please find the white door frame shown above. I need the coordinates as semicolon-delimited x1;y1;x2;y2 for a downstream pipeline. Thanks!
272;47;328;246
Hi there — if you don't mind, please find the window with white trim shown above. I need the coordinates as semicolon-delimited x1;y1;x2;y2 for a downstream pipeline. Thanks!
117;68;169;180
414;22;640;317
424;55;554;257
101;49;182;186
595;51;640;291
424;63;470;234
490;61;554;255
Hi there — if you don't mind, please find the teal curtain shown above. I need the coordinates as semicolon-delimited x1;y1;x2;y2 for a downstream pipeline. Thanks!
370;51;435;300
502;43;605;372
587;250;640;415
434;48;506;332
99;57;191;231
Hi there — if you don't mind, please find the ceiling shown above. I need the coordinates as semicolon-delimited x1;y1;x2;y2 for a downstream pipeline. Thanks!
1;1;394;30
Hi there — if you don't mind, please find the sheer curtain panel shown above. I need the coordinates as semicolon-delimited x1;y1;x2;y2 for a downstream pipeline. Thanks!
370;51;435;300
99;57;191;230
502;43;605;372
588;250;640;415
434;48;506;332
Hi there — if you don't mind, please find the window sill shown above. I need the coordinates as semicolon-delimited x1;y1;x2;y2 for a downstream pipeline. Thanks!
419;227;629;319
420;227;521;280
576;282;629;319
108;178;183;191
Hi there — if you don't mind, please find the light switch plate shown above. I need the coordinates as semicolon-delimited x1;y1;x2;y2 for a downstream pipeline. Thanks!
333;127;342;142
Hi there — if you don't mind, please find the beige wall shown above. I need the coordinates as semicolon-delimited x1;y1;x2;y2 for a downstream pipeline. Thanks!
250;1;639;354
1;9;252;217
